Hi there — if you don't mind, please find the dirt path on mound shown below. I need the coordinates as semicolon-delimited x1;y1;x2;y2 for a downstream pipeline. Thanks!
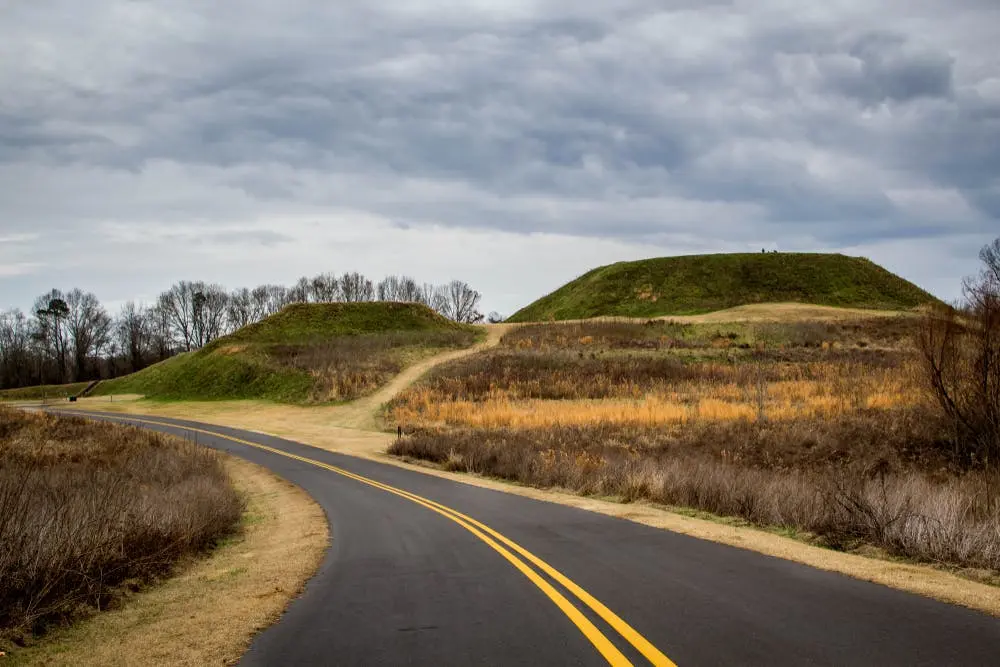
324;323;511;430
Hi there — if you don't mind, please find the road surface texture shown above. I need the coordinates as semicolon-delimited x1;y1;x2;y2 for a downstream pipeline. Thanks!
57;410;1000;666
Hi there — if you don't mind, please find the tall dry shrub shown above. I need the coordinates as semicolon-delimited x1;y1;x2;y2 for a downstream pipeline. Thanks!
919;238;1000;474
0;409;243;641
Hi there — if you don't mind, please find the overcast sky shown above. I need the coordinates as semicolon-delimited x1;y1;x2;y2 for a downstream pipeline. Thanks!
1;0;998;315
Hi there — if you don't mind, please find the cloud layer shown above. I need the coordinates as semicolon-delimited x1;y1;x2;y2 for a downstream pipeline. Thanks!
1;0;998;313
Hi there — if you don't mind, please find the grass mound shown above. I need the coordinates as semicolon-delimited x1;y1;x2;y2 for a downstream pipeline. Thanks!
0;407;242;645
509;253;940;321
222;301;471;344
96;302;479;403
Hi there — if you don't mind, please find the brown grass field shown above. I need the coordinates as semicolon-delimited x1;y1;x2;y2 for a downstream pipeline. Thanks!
0;407;243;650
388;317;1000;573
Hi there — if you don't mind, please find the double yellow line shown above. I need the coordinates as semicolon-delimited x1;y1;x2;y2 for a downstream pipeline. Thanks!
69;412;676;667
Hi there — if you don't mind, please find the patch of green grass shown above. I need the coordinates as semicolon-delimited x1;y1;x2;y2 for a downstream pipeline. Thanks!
96;349;314;402
509;252;941;321
0;382;90;402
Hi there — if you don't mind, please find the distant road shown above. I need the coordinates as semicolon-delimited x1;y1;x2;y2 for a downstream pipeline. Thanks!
58;410;1000;666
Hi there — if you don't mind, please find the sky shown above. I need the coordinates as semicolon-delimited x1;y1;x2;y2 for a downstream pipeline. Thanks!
1;0;998;316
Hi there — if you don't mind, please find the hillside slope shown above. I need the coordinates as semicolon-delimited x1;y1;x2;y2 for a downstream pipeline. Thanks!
94;302;479;403
509;253;939;322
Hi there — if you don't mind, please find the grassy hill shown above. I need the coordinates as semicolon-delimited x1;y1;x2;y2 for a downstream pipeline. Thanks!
508;253;940;322
91;302;479;403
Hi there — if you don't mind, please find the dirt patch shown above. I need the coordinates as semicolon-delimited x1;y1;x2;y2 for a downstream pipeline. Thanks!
9;456;328;666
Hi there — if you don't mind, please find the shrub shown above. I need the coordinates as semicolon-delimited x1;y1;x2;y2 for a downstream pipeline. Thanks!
0;408;243;642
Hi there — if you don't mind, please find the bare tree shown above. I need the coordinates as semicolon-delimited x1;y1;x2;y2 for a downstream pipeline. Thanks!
376;275;423;303
377;275;403;302
311;273;341;302
158;282;196;351
288;276;312;304
397;276;422;302
487;311;505;324
116;302;151;373
417;283;445;311
919;237;1000;473
340;272;374;302
440;280;484;323
250;286;273;319
227;288;256;331
65;289;112;381
0;309;33;388
262;284;291;315
33;289;70;382
149;302;173;362
192;284;229;347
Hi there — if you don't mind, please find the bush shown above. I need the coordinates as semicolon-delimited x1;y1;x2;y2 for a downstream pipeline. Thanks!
0;408;243;642
918;238;1000;475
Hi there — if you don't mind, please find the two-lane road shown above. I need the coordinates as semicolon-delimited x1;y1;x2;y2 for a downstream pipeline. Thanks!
59;410;1000;666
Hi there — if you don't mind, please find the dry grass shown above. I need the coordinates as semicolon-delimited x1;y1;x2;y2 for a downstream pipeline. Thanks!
665;302;914;323
502;315;920;351
387;319;1000;574
6;456;328;666
49;334;1000;614
388;348;921;429
390;423;1000;571
0;407;243;648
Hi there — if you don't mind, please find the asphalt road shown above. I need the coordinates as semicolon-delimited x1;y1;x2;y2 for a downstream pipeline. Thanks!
59;410;1000;666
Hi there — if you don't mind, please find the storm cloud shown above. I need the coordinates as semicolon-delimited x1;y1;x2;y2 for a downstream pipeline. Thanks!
1;0;998;313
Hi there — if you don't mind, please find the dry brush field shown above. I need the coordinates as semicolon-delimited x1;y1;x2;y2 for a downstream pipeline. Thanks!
0;407;242;649
388;318;1000;574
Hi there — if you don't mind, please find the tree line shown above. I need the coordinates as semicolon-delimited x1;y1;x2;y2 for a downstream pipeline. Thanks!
0;273;492;390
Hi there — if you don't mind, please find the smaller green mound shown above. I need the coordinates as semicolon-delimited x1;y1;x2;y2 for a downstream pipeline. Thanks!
95;302;478;403
221;301;468;345
509;253;940;322
0;382;90;402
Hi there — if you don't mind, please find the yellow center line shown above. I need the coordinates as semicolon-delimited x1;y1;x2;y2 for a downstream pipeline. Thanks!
66;411;677;667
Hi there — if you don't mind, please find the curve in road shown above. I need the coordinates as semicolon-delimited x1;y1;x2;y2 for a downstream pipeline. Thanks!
56;410;1000;666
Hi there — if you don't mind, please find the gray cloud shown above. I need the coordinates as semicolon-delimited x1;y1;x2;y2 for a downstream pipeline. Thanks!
0;0;998;311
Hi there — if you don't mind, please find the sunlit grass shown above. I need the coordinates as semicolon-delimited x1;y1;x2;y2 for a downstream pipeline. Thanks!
390;364;920;429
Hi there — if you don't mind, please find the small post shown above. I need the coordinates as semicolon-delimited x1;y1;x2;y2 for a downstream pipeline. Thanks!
397;425;403;440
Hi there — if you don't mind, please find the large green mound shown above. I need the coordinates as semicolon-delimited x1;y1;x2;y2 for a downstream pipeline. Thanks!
508;253;940;322
92;302;478;403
